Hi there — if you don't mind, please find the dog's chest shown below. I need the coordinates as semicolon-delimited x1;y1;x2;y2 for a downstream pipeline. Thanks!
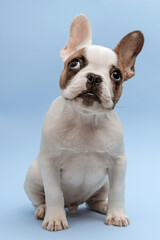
57;150;112;205
44;101;123;204
54;120;121;153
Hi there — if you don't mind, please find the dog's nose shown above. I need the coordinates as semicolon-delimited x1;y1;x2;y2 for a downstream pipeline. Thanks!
87;73;102;86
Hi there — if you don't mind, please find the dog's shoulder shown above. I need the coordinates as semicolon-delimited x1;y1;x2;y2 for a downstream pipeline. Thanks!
42;96;65;131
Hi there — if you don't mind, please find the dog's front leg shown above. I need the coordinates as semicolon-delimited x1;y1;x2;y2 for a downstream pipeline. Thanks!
106;154;130;227
39;155;68;231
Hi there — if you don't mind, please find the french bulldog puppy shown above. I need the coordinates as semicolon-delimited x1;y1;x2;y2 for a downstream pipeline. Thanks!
24;14;144;231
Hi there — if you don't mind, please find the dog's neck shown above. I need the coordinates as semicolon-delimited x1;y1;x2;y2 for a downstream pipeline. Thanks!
62;97;113;128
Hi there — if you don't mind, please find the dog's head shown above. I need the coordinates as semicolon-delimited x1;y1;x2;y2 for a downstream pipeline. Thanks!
59;15;144;114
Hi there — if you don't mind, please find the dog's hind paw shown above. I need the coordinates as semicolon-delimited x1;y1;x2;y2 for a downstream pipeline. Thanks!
35;204;46;220
86;200;108;215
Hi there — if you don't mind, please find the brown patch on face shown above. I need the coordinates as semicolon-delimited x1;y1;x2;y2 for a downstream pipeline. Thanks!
59;48;88;89
110;63;124;106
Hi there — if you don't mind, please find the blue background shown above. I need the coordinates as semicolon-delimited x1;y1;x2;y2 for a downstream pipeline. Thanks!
0;0;160;239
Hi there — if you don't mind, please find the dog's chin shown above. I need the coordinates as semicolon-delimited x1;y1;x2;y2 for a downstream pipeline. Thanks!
63;93;114;115
76;92;101;105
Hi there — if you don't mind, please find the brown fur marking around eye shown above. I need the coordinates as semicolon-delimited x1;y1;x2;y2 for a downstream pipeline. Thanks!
110;63;125;106
59;48;88;89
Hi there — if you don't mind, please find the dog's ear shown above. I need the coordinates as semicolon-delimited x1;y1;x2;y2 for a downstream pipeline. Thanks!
60;14;92;61
114;31;144;81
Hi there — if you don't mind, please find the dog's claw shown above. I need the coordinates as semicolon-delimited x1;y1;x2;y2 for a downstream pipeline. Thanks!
61;222;67;229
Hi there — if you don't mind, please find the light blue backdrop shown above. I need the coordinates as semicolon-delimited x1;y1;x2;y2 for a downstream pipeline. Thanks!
0;0;160;239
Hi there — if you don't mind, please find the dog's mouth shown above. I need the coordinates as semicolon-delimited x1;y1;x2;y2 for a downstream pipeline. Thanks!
76;91;101;104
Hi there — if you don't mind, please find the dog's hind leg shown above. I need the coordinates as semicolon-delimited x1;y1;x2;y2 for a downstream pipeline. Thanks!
24;158;46;219
85;180;109;215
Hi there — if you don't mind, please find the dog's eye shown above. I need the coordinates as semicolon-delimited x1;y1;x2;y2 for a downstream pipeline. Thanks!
68;59;80;70
111;70;122;82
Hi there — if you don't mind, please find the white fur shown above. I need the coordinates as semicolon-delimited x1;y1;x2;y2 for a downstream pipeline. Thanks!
24;96;129;230
24;15;130;231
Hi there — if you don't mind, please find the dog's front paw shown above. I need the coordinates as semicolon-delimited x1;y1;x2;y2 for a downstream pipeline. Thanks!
42;210;68;231
105;210;130;227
